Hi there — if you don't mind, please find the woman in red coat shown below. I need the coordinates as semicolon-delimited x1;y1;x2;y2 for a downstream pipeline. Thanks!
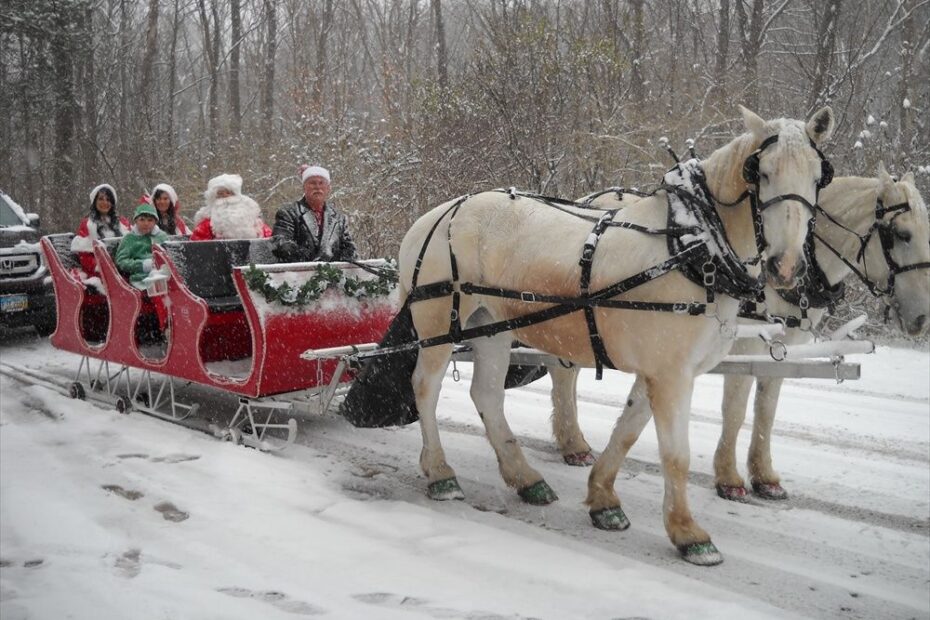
71;184;130;279
190;174;272;240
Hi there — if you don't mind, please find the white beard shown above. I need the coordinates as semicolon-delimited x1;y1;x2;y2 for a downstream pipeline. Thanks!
203;195;264;239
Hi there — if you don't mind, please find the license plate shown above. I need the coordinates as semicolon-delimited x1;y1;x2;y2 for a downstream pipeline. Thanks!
0;294;28;313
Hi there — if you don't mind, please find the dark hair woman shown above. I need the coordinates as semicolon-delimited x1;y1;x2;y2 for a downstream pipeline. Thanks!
149;183;190;236
71;184;130;278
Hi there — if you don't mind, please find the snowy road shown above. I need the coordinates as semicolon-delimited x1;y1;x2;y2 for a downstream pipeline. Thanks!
1;330;928;619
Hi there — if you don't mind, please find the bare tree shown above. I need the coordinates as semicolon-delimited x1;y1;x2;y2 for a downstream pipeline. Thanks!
807;0;842;112
165;0;180;149
139;0;160;134
260;0;277;138
197;0;220;153
896;0;916;169
229;0;242;138
431;0;448;88
711;0;730;108
312;0;335;112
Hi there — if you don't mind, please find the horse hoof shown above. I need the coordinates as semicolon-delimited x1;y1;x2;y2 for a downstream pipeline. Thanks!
589;506;630;531
715;483;749;502
427;478;465;501
518;480;558;505
678;541;723;566
752;481;788;500
563;451;596;467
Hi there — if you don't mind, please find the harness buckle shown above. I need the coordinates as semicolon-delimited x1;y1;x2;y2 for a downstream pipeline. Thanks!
799;317;813;332
799;294;810;310
520;291;537;303
450;308;459;322
702;261;716;287
769;340;788;362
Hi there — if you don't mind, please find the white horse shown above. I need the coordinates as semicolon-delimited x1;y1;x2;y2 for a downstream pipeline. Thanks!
545;165;930;500
397;106;834;565
714;164;930;500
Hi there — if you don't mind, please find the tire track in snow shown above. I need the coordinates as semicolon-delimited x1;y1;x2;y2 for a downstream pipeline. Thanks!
292;414;930;620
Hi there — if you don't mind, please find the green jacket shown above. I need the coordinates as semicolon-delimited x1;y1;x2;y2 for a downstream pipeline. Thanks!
115;226;168;287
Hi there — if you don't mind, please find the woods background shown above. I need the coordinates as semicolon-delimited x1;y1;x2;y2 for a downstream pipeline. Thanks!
1;0;928;341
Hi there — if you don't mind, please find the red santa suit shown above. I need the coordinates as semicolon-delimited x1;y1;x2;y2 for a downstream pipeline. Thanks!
71;183;131;277
190;174;272;240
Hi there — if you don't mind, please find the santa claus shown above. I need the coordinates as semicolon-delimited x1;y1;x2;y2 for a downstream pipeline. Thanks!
190;173;272;240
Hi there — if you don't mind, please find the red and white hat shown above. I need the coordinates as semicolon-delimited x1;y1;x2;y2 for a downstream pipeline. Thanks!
89;183;117;208
150;183;179;207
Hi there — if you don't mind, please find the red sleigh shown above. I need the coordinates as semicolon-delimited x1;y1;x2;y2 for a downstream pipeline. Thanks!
41;234;399;449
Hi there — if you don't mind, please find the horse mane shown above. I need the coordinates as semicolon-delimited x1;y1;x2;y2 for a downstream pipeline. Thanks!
701;131;756;204
901;177;928;218
824;176;880;233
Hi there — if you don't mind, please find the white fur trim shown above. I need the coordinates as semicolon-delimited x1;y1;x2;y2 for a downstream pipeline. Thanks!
151;183;178;207
89;183;117;208
142;258;153;273
193;205;211;225
301;166;330;184
70;235;94;253
204;174;243;203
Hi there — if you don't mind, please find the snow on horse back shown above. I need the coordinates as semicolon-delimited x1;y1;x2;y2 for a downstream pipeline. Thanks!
395;105;835;566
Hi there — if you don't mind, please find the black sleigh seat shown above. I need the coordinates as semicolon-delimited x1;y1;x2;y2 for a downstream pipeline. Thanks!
46;233;81;271
162;238;276;313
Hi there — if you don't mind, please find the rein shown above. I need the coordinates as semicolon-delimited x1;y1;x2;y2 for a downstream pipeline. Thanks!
812;197;930;298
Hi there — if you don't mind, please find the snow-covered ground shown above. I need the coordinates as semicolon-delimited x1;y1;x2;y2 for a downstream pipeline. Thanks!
1;329;928;620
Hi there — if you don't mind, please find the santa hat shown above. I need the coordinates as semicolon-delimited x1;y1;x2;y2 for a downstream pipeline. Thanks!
301;165;330;184
89;183;118;209
204;174;243;202
150;183;179;207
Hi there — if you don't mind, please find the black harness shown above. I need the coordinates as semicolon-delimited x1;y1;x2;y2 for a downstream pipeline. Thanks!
813;197;930;299
389;136;833;376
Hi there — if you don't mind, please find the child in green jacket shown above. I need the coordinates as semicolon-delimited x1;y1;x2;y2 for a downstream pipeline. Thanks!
116;201;169;289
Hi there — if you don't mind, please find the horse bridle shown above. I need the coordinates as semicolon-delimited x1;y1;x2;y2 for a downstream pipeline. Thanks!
814;197;930;298
725;134;833;258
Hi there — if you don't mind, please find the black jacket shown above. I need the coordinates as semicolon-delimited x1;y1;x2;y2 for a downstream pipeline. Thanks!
271;198;357;263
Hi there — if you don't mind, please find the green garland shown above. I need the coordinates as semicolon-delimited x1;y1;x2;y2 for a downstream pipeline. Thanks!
243;261;398;307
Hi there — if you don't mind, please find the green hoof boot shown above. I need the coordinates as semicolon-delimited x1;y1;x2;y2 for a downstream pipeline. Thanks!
589;506;630;531
427;477;465;501
518;480;558;505
678;541;723;566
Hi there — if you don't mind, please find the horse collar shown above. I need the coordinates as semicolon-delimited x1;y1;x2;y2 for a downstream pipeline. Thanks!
664;160;764;301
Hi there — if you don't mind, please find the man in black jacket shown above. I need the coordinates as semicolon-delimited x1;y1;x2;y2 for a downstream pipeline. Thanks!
271;165;358;263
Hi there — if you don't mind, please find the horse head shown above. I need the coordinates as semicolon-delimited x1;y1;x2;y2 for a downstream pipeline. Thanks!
869;164;930;336
738;105;835;290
